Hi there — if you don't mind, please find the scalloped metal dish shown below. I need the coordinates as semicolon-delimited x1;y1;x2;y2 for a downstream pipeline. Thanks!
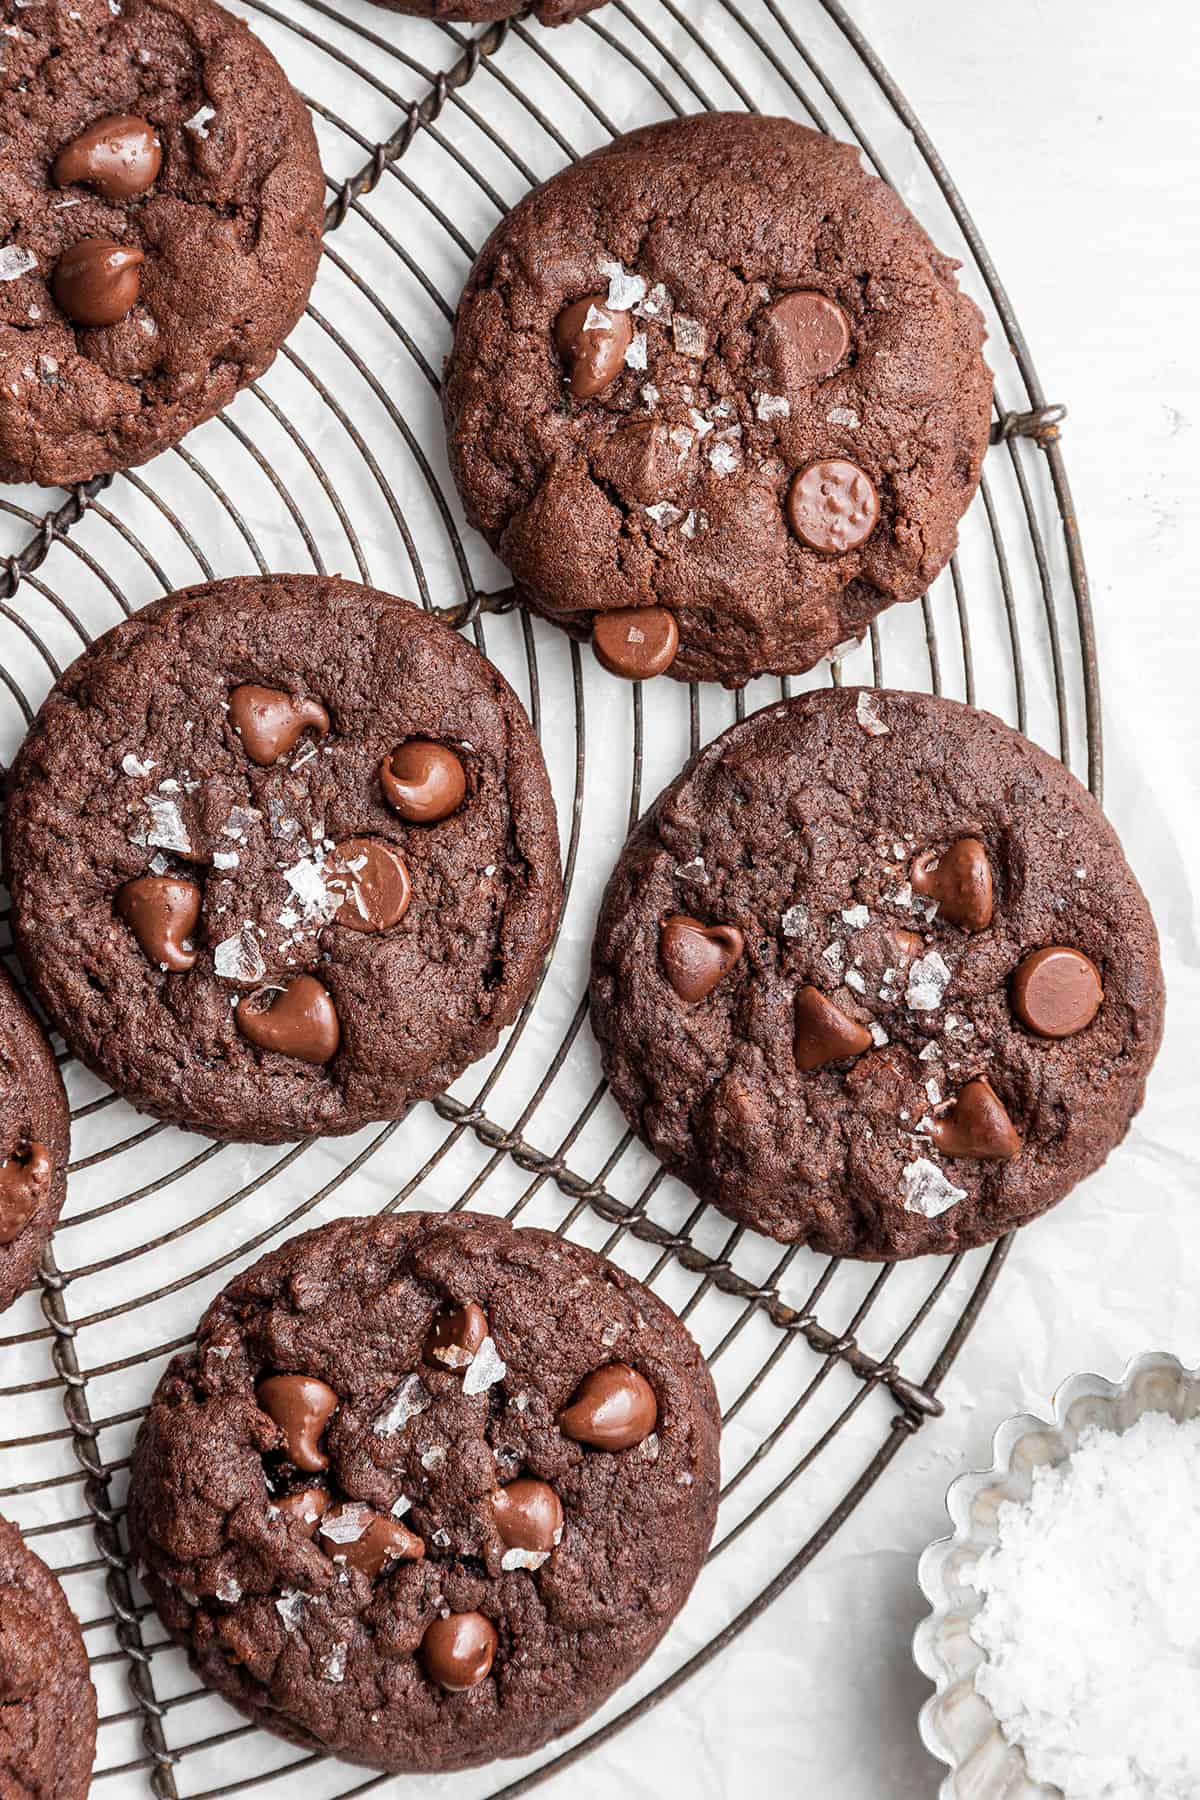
914;1352;1200;1798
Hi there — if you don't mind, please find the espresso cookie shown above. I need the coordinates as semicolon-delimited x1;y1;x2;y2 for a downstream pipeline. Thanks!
5;575;562;1143
0;969;70;1316
128;1213;720;1773
373;0;604;20
591;689;1164;1256
444;113;992;687
0;0;325;488
0;1513;97;1799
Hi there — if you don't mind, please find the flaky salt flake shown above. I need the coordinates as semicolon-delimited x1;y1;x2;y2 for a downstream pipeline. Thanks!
275;1588;306;1631
645;501;684;528
678;857;707;883
676;1470;694;1487
688;407;714;438
641;383;660;410
583;303;613;333
635;281;673;321
462;1336;506;1398
600;1321;624;1347
821;941;845;974
320;1503;372;1544
680;509;707;540
222;805;259;841
900;1157;966;1218
868;1021;889;1047
918;1040;941;1062
121;752;156;777
925;1077;942;1105
639;1432;661;1463
391;1494;412;1518
781;903;808;938
420;1445;447;1472
0;246;36;282
598;259;646;311
136;795;190;853
215;1576;241;1602
755;392;791;421
322;1643;347;1684
501;1547;550;1572
672;315;707;357
431;1528;451;1549
845;969;866;994
212;850;239;870
708;439;740;475
906;950;952;1012
184;104;215;137
511;1391;530;1414
284;853;337;923
624;332;648;371
373;1373;431;1436
826;405;860;428
841;904;869;929
213;928;266;983
855;691;890;736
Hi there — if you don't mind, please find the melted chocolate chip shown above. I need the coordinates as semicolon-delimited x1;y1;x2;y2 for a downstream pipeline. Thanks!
227;684;329;766
0;1143;51;1247
786;458;879;554
1011;946;1103;1039
490;1479;563;1555
421;1611;498;1693
257;1375;338;1472
329;838;411;934
235;976;340;1065
660;915;744;1002
380;742;466;824
273;1487;329;1538
555;294;633;400
557;1363;657;1451
592;606;679;680
319;1504;424;1577
794;984;873;1071
911;837;993;932
762;290;851;385
426;1301;489;1371
115;875;201;972
53;237;144;327
52;113;162;202
929;1078;1021;1160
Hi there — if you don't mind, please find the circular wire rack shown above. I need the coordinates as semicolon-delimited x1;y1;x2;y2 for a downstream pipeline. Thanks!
0;1;1098;1795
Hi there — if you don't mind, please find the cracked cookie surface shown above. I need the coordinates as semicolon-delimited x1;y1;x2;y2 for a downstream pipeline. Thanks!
128;1213;720;1773
0;1512;97;1799
590;689;1163;1255
0;968;69;1317
4;575;562;1143
444;112;993;687
0;0;325;487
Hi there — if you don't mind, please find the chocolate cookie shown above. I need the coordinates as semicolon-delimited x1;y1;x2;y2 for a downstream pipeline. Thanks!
4;575;562;1144
128;1212;720;1773
444;113;992;687
0;1513;97;1799
372;0;604;21
590;689;1164;1256
0;0;325;488
0;969;70;1316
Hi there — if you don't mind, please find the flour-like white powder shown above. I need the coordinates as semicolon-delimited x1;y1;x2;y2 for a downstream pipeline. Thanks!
969;1411;1200;1798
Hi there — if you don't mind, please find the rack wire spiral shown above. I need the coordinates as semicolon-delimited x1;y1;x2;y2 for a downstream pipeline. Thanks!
0;2;1097;1794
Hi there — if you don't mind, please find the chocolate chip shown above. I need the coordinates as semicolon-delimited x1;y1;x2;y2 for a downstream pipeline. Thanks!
557;1364;658;1451
257;1374;338;1472
235;976;340;1065
115;875;201;972
227;684;329;766
1011;946;1103;1039
762;290;851;385
0;1143;51;1247
794;984;873;1071
911;837;993;932
660;915;744;1002
555;294;633;399
273;1487;328;1538
592;606;679;680
380;742;466;824
420;1611;498;1693
591;419;680;506
490;1478;563;1555
319;1503;424;1577
786;459;879;554
329;838;411;934
52;113;162;202
425;1301;489;1371
53;237;144;327
929;1078;1021;1160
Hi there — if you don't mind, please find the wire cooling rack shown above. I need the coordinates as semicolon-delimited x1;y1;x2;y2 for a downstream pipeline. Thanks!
0;2;1098;1794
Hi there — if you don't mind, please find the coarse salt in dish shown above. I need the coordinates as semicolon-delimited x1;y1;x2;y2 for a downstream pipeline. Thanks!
969;1411;1200;1798
915;1354;1200;1800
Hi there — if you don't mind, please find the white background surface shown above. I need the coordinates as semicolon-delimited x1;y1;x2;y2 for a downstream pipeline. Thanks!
2;3;1196;1797
550;3;1200;1795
